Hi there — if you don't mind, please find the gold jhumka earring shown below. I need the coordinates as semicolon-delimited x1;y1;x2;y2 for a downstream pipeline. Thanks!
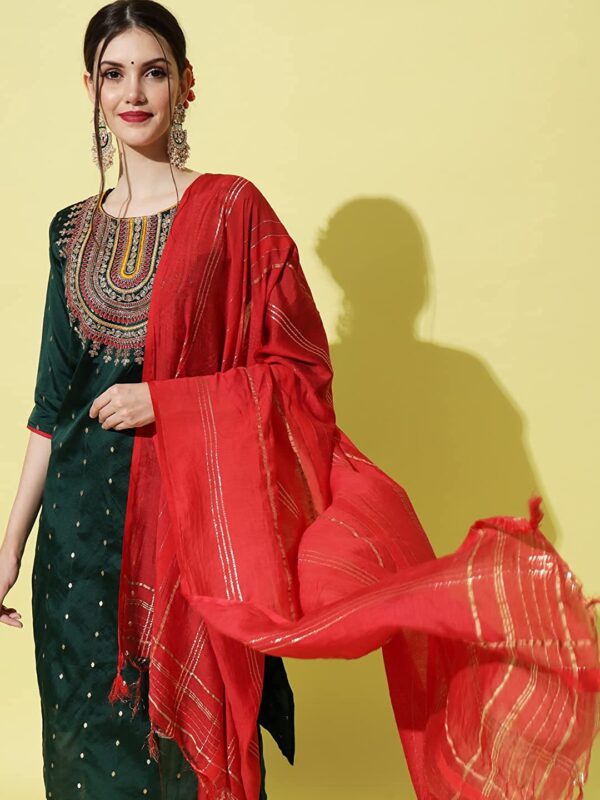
167;57;197;168
91;106;115;170
167;102;190;168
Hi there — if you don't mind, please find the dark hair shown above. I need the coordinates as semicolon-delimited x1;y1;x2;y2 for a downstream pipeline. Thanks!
83;0;188;203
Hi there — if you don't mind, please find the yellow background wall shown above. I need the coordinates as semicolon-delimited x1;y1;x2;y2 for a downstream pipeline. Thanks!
0;1;597;796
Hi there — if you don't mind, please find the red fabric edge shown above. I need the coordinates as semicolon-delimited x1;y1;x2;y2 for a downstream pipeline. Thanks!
27;424;52;439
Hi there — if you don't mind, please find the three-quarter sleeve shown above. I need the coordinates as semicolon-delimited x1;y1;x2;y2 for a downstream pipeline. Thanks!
26;212;76;439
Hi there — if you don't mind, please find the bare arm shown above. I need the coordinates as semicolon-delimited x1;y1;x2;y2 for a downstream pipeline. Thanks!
0;431;52;629
2;209;75;628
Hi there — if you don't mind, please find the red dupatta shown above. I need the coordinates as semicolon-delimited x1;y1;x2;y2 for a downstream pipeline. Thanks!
109;172;600;800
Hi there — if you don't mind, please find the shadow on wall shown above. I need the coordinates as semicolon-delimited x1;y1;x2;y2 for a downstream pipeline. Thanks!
321;194;557;552
269;193;559;800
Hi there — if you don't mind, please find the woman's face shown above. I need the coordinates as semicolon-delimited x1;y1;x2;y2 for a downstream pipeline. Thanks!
84;27;190;154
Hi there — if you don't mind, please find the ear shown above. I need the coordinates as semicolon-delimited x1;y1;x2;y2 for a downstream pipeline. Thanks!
83;71;96;105
178;64;193;105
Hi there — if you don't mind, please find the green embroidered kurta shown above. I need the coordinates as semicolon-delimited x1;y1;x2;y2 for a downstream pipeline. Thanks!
27;191;294;800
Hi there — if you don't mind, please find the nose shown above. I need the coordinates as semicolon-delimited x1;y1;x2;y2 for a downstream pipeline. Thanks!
124;74;146;104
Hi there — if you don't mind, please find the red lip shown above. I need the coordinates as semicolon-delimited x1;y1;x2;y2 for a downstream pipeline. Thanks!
119;112;153;122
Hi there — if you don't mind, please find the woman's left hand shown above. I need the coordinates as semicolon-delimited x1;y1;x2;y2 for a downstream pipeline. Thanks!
89;382;155;431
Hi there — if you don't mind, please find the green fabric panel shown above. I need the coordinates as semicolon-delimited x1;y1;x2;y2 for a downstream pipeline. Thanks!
27;206;290;798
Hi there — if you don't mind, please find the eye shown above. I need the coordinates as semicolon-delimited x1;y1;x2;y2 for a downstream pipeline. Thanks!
100;67;167;80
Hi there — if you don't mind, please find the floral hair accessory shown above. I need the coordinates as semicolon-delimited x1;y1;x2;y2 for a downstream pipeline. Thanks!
182;57;197;109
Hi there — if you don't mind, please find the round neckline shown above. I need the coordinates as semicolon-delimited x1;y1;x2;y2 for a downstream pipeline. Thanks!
97;173;207;221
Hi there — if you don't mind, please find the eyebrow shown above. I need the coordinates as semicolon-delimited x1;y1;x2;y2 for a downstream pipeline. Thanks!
99;57;170;68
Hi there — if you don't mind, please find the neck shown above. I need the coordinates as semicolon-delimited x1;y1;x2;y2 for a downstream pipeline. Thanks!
112;136;188;200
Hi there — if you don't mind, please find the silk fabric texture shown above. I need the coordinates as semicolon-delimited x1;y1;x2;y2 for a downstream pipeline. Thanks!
108;173;600;800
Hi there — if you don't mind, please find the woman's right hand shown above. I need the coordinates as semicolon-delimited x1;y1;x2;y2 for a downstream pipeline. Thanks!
0;546;23;629
0;429;52;631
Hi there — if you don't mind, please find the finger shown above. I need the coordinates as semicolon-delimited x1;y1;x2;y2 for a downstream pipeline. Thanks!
97;402;115;425
1;605;20;617
101;410;121;430
89;400;98;419
0;615;23;628
89;390;111;419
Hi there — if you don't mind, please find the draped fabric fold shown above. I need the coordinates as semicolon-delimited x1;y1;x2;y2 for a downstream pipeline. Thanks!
109;173;600;800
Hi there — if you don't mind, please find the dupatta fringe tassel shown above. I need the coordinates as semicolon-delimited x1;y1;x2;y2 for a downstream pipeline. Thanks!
108;651;130;704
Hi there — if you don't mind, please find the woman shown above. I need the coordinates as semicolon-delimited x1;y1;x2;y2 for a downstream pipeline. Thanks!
2;2;599;800
0;1;293;798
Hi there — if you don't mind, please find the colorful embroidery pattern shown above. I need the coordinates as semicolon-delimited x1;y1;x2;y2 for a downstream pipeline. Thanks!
56;193;175;365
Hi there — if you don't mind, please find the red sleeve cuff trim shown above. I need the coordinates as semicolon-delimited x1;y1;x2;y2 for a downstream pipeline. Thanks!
27;424;53;440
